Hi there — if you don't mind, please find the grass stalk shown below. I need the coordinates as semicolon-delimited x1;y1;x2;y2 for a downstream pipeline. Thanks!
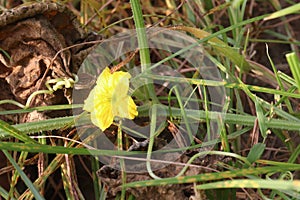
130;0;158;102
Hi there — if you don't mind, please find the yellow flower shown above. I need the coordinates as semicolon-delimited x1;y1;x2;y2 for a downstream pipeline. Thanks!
83;67;138;131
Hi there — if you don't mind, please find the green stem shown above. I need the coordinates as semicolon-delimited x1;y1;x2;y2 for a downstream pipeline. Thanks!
130;0;158;103
0;100;25;109
25;90;53;108
3;150;45;200
117;121;126;200
130;0;151;71
147;104;161;179
286;52;300;91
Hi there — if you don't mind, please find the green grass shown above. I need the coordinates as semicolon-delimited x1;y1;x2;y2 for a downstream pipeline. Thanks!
0;0;300;199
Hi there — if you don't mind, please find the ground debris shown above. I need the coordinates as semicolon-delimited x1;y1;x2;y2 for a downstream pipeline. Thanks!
97;151;211;200
0;2;101;122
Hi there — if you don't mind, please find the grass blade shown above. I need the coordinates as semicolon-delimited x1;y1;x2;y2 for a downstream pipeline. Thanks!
172;26;250;72
195;179;300;193
0;116;75;137
125;165;300;188
247;143;266;164
2;150;45;200
254;97;268;139
286;52;300;91
0;119;38;143
264;3;300;20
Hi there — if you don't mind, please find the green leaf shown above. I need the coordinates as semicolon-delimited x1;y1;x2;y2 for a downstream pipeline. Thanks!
255;98;268;139
286;52;300;91
264;3;300;20
195;179;300;192
124;165;300;188
0;104;81;115
247;143;266;164
0;119;38;144
172;26;251;72
0;116;75;138
0;141;142;156
3;150;45;200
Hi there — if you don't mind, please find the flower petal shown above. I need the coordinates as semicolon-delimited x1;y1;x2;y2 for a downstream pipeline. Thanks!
92;102;114;131
83;67;138;131
112;72;131;96
83;88;96;112
128;97;138;119
112;96;138;119
97;67;113;95
96;67;111;85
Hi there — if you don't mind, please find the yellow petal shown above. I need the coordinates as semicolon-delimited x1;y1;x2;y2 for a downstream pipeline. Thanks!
92;102;114;131
112;71;131;94
96;67;111;85
112;96;138;119
128;97;138;119
112;96;128;118
83;88;96;112
83;67;138;131
97;67;114;95
113;76;130;98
